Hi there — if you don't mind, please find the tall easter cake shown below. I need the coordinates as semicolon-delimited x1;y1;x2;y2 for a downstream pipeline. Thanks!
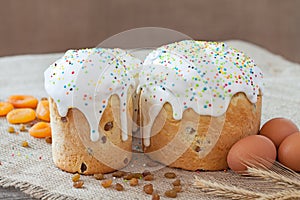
140;40;263;170
45;48;141;174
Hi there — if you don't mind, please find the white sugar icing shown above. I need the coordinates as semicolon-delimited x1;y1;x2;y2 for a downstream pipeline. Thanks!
139;40;263;146
44;48;142;142
44;40;263;147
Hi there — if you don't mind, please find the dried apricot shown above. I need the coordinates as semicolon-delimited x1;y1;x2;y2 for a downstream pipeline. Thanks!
29;122;51;138
0;102;14;116
8;95;38;109
36;100;50;122
6;108;36;124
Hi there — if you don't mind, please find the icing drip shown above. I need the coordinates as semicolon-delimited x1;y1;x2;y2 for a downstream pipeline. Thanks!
139;40;264;146
44;48;142;142
44;40;264;148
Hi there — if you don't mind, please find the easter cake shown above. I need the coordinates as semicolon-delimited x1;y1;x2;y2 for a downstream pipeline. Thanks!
140;40;263;170
44;40;263;173
45;48;141;174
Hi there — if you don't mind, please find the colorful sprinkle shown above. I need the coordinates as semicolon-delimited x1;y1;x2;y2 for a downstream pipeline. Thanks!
140;40;263;146
45;48;142;142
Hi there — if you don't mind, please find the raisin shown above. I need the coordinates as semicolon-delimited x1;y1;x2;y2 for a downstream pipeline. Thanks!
164;172;176;179
165;189;177;198
45;136;52;144
94;173;105;180
104;122;113;131
142;170;151;177
152;193;160;200
172;179;181;186
143;184;154;195
101;179;113;188
73;180;84;188
132;173;142;179
123;173;134;180
186;127;196;134
194;146;201;152
72;173;80;182
112;171;126;178
114;183;124;191
129;178;138;186
144;174;154;181
61;117;68;123
101;136;107;144
173;185;182;193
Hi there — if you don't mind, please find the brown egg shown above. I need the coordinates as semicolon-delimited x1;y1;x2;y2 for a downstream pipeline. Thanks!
260;118;299;148
278;132;300;171
227;135;277;172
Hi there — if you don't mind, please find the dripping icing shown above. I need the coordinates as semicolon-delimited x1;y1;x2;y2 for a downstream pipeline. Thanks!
44;48;142;142
44;40;264;148
139;40;263;146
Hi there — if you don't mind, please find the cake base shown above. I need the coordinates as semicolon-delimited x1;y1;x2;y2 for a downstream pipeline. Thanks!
143;92;262;171
49;95;133;174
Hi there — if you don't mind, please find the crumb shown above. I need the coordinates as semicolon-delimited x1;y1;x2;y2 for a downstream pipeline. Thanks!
21;141;29;147
8;126;15;133
19;124;27;132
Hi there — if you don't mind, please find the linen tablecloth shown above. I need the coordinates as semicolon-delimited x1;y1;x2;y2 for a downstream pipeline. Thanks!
0;40;299;199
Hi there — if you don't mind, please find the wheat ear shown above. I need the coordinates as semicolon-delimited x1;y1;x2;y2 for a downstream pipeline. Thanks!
193;176;266;199
242;158;300;189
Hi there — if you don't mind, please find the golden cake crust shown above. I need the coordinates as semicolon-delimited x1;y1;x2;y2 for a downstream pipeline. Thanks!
49;95;133;174
143;92;262;171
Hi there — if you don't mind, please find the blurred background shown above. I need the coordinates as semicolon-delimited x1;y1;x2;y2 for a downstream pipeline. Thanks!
0;0;299;63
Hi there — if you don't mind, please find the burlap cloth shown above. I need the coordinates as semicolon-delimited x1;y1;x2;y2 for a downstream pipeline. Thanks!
0;40;299;200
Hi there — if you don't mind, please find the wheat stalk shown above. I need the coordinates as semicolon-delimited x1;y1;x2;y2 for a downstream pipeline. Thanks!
193;176;266;199
263;190;300;200
242;158;300;189
193;160;300;200
245;167;300;189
